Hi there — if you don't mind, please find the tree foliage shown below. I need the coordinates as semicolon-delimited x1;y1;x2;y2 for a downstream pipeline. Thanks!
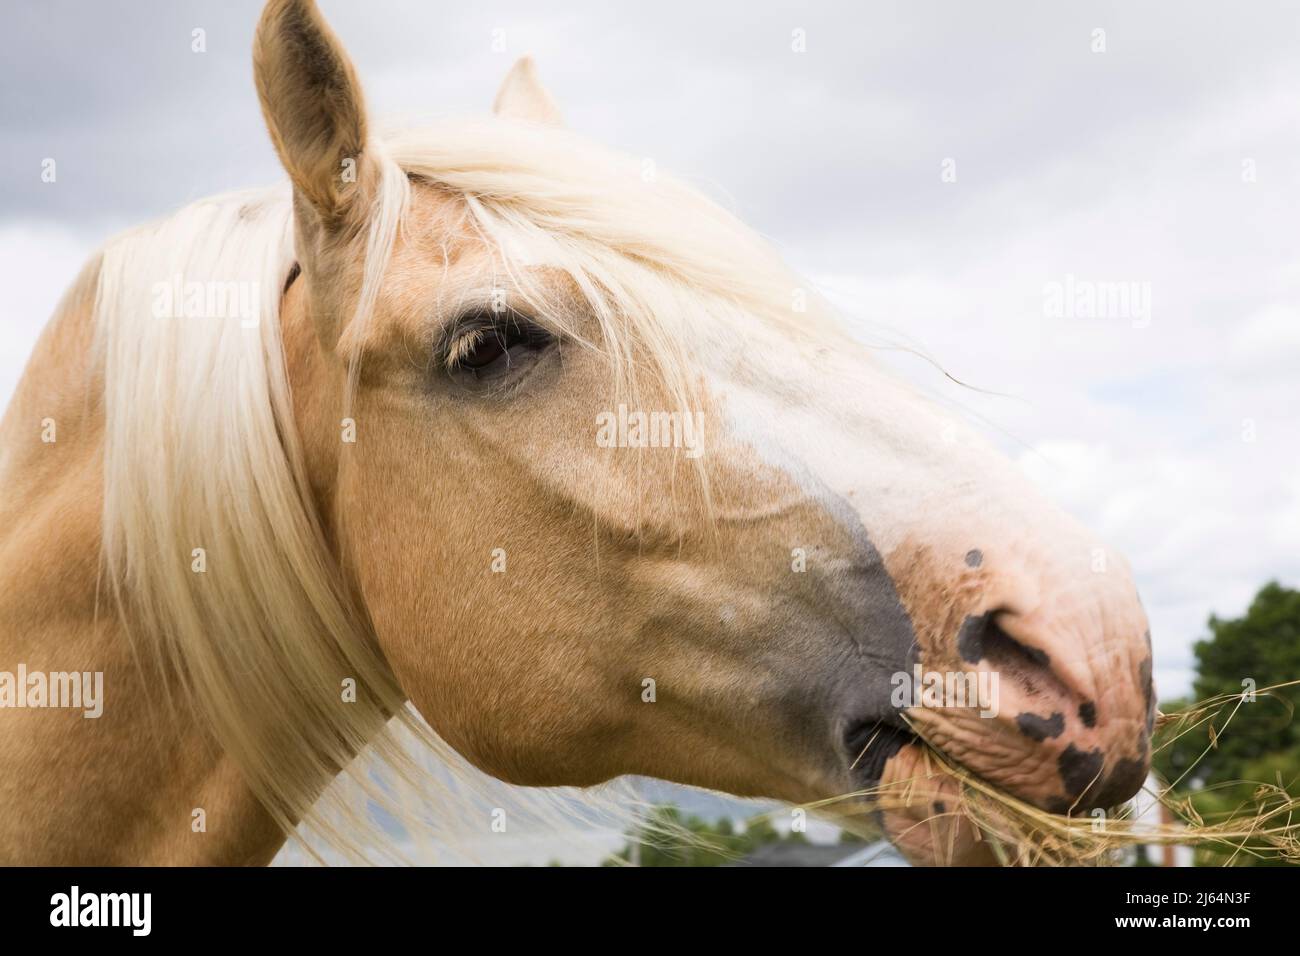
1153;581;1300;865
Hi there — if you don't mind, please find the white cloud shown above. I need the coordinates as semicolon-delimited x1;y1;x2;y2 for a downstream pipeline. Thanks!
1228;305;1300;372
1015;438;1300;697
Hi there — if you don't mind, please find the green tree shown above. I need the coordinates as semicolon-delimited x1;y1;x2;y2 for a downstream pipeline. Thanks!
1153;581;1300;865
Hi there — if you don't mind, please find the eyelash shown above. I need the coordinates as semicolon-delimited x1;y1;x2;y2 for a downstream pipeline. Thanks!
440;309;553;373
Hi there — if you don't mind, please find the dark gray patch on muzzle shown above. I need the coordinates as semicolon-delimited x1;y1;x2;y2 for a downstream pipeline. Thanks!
1016;711;1065;741
1078;700;1097;728
805;485;921;735
1058;743;1105;800
1096;756;1148;807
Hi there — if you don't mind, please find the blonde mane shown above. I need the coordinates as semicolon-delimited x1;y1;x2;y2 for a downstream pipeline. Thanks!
94;119;834;861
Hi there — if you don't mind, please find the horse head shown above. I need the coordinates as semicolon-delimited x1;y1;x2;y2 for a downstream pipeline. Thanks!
243;0;1157;864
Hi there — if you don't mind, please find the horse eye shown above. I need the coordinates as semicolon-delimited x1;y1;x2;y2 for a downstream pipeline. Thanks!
445;313;552;379
458;331;508;369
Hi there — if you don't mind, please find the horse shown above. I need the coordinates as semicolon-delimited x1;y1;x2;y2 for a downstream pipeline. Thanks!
0;0;1155;865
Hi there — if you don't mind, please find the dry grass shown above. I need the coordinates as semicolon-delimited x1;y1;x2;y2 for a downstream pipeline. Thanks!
801;680;1300;866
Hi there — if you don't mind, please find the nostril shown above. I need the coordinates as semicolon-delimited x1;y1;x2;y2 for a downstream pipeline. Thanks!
956;610;1073;703
957;611;1049;671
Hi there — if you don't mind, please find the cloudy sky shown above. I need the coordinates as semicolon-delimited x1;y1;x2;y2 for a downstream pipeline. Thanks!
3;0;1299;707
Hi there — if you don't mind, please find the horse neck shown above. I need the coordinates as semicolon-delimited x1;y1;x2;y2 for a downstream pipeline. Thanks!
0;261;285;864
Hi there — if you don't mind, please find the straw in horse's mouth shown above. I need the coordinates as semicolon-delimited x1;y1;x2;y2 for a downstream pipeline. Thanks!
824;686;1300;866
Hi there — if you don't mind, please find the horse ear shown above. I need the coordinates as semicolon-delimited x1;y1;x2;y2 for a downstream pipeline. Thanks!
253;0;370;221
493;57;564;126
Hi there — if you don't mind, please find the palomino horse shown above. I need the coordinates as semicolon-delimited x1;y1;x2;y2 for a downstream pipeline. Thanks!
0;0;1155;865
